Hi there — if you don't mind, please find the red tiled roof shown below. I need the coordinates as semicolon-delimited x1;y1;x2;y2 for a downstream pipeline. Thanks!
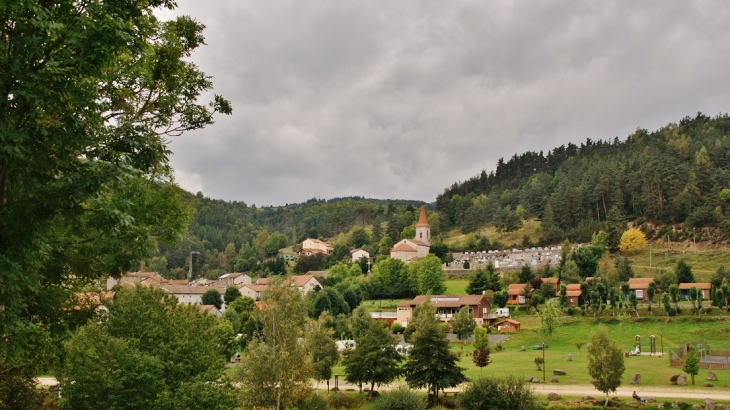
392;243;417;252
507;283;526;295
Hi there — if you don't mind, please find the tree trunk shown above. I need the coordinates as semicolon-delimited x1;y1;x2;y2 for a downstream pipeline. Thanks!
605;392;609;406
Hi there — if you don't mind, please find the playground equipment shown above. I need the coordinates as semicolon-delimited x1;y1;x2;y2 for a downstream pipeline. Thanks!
630;335;658;355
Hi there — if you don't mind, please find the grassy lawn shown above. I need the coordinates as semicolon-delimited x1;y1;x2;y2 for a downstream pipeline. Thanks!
456;315;730;385
444;279;469;295
629;246;730;281
333;312;730;389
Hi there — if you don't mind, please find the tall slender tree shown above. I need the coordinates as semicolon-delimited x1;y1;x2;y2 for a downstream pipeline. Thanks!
404;300;466;403
587;328;626;406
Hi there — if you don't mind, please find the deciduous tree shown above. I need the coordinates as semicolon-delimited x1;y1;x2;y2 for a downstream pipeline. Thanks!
540;298;562;341
308;313;339;393
683;345;700;385
451;307;476;344
202;289;223;310
60;286;236;410
235;285;312;409
342;320;402;397
587;328;625;406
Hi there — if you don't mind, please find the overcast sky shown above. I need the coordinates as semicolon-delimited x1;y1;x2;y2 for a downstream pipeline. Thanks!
160;1;730;207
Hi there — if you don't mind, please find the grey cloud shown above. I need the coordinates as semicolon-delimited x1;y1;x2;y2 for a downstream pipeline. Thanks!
163;1;730;206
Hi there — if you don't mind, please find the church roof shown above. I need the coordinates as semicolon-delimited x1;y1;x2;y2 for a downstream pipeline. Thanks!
415;205;430;227
392;243;417;252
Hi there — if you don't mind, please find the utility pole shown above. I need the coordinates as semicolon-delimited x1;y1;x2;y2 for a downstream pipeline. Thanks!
188;251;201;281
693;228;696;253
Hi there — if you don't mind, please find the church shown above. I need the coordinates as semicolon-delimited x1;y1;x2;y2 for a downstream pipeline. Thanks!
390;205;431;263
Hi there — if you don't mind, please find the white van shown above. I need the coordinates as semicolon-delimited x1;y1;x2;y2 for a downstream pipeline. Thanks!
495;308;510;318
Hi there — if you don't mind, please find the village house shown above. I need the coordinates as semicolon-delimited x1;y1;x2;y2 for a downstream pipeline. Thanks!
628;277;654;300
217;272;252;287
507;283;528;305
106;271;167;289
396;294;493;327
240;275;323;300
300;238;333;256
390;206;431;263
198;305;222;317
679;282;712;300
493;319;521;333
562;283;583;307
159;284;214;306
239;284;268;301
285;274;323;295
350;248;370;263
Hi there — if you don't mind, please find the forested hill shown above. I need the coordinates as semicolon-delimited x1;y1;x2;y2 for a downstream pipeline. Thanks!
185;194;427;251
436;113;730;246
149;194;428;278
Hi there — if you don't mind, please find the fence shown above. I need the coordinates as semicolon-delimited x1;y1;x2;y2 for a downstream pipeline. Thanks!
669;345;730;370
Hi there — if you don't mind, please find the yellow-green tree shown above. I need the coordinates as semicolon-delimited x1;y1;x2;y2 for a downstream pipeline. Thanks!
618;228;648;253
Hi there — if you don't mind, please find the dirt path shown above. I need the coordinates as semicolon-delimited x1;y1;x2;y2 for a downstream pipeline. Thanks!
530;384;730;401
327;379;730;402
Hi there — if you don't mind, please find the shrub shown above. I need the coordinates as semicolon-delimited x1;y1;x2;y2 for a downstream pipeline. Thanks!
368;386;426;410
566;306;577;316
293;393;329;410
677;402;692;410
390;323;405;334
329;392;363;409
459;375;536;410
545;405;569;410
663;401;673;409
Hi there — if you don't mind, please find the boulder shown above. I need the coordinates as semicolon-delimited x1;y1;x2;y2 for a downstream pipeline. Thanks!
524;376;534;382
570;380;577;384
645;397;655;403
677;374;687;385
707;371;719;381
631;373;641;384
566;353;572;361
550;377;559;383
520;346;526;351
553;369;567;376
706;399;715;405
532;378;542;383
692;405;702;409
547;392;561;401
704;382;714;387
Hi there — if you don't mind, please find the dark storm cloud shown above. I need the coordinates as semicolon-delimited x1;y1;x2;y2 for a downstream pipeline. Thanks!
162;1;730;206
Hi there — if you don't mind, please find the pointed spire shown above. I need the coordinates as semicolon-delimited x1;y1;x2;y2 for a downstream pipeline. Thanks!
415;205;429;227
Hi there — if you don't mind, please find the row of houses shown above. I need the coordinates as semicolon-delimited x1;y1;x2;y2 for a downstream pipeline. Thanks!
505;277;712;307
105;272;324;310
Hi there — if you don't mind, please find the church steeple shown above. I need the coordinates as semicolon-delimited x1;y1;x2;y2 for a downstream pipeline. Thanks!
415;205;430;245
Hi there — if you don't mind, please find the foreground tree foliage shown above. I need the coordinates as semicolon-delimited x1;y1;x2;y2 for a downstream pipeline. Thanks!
60;286;236;410
0;0;230;404
587;327;626;405
235;284;312;409
342;319;402;397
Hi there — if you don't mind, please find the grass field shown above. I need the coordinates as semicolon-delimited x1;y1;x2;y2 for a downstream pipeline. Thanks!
332;313;730;389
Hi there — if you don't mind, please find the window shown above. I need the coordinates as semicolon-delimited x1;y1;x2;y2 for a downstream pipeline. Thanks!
636;290;644;298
